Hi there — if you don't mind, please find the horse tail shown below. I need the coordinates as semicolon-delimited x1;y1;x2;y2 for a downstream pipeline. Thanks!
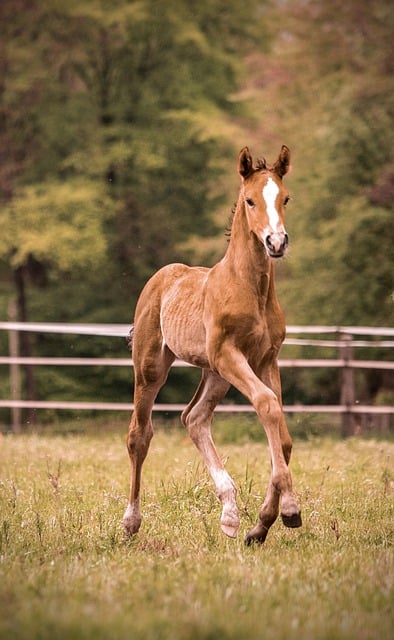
126;324;134;353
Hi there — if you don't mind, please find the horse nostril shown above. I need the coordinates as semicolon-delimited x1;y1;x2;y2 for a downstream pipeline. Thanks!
266;235;274;251
265;233;288;256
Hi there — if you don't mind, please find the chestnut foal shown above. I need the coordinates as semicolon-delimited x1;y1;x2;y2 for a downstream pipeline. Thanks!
123;146;302;544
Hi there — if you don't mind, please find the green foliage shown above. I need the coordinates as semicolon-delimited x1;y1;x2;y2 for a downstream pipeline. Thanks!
0;432;393;639
0;0;265;414
264;0;394;330
0;180;112;270
0;0;392;415
0;0;261;299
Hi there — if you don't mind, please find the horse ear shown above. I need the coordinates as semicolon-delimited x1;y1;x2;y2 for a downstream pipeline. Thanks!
238;147;254;178
273;145;291;178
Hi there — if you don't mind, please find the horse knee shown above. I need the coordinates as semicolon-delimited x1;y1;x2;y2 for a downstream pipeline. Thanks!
126;419;153;457
255;392;282;425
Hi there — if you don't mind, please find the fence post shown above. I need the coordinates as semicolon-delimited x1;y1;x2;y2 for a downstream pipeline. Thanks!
8;300;21;433
339;332;357;437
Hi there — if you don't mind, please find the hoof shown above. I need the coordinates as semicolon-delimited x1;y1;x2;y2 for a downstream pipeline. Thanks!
281;511;302;528
220;504;240;539
220;522;239;538
244;523;269;546
123;504;141;536
123;524;138;537
123;520;140;537
244;533;265;546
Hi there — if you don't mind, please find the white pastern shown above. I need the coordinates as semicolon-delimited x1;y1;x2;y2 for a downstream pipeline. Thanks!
262;177;280;232
210;468;240;537
123;501;141;534
210;468;236;498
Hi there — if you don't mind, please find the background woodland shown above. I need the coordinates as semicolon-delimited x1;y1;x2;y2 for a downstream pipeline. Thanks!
0;0;392;421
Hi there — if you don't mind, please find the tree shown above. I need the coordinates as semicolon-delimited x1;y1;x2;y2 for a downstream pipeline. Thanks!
0;0;267;419
250;0;394;327
242;0;394;407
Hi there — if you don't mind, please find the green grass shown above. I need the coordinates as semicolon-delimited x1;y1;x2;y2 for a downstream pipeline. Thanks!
0;426;393;640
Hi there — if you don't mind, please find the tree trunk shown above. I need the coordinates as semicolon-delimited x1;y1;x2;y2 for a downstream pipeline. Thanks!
7;299;21;433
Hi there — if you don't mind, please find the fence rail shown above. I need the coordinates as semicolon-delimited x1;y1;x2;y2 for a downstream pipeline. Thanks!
1;323;393;434
0;356;393;370
1;400;393;415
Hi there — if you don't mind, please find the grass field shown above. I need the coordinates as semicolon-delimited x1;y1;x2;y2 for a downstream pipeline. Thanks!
0;423;393;640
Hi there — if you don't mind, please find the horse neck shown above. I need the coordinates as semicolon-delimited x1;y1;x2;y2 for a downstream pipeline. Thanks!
223;195;274;294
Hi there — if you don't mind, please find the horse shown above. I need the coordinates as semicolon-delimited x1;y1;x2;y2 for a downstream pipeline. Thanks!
123;145;302;544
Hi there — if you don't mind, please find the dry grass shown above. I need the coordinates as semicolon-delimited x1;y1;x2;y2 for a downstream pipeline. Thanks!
0;427;393;639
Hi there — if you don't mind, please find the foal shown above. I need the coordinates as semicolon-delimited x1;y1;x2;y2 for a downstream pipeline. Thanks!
123;145;302;544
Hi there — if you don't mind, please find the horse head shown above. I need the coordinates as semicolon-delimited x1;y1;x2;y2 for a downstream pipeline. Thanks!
238;145;291;258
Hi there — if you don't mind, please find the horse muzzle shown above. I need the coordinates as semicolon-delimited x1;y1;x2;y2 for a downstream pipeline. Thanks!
264;232;289;258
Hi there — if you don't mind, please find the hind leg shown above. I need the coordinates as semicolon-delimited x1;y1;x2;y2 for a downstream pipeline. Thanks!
123;405;153;536
123;345;174;536
181;370;239;537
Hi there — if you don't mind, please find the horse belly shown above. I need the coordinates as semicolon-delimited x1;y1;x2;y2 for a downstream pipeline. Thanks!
160;270;209;368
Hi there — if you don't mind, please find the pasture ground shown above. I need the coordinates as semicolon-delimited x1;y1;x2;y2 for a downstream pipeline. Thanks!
0;422;393;640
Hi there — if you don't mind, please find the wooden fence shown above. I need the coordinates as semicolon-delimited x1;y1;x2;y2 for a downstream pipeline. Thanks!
0;322;393;435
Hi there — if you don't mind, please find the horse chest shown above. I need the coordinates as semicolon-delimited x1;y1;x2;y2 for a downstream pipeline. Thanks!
249;318;284;359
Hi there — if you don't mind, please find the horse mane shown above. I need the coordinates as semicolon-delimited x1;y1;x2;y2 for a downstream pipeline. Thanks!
225;202;237;239
126;325;134;353
255;157;268;171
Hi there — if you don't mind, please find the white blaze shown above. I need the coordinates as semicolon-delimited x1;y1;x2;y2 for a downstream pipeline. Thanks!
262;177;280;231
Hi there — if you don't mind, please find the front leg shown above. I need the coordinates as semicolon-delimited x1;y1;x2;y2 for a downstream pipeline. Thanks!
245;472;301;545
212;347;302;544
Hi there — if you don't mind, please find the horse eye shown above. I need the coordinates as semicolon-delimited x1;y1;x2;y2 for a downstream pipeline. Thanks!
284;196;290;206
246;198;255;207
